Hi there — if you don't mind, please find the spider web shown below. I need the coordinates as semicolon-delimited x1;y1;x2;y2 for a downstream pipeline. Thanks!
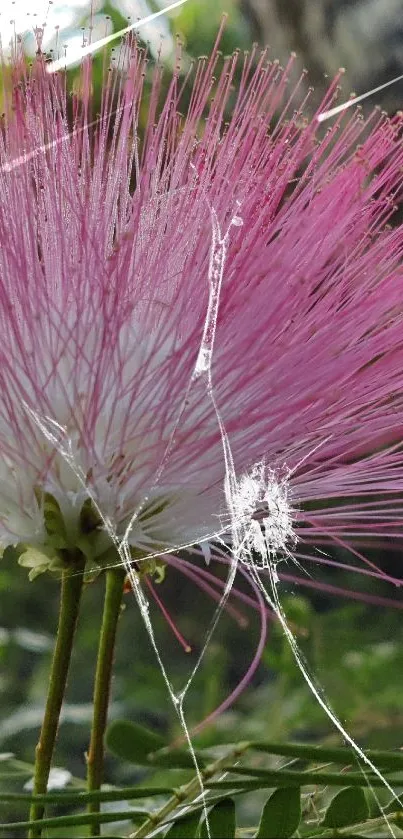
23;195;403;839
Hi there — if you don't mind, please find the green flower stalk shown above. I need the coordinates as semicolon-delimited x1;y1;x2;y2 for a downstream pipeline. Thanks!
28;554;86;838
86;567;126;835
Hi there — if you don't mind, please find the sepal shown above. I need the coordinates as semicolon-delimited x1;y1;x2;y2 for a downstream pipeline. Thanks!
16;543;63;581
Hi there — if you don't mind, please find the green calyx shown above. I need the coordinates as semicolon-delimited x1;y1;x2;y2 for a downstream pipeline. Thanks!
134;556;167;584
11;543;68;581
3;491;168;585
4;491;117;581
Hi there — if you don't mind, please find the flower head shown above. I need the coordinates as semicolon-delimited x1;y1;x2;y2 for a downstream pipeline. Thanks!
0;30;403;595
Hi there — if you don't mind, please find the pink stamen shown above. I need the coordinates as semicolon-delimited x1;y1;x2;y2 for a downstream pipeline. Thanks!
165;554;250;628
142;575;192;653
278;571;403;610
170;564;268;747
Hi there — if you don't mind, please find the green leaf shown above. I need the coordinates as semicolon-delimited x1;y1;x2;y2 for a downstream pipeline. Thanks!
249;741;403;770
199;798;236;838
149;748;207;769
322;786;369;829
105;719;209;769
211;765;400;787
0;809;147;831
164;812;200;837
106;720;166;765
256;787;301;838
0;784;174;806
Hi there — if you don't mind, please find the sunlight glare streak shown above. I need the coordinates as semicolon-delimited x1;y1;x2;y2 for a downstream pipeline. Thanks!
317;72;403;122
46;0;189;73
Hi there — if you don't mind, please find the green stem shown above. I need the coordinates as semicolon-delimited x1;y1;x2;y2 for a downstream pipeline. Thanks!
86;566;125;836
130;742;250;839
29;554;86;839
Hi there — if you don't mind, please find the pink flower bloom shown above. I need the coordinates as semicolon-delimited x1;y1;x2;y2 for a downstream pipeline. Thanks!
0;28;402;603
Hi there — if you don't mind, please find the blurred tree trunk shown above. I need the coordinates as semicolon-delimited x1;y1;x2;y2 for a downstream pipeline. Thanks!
239;0;403;113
